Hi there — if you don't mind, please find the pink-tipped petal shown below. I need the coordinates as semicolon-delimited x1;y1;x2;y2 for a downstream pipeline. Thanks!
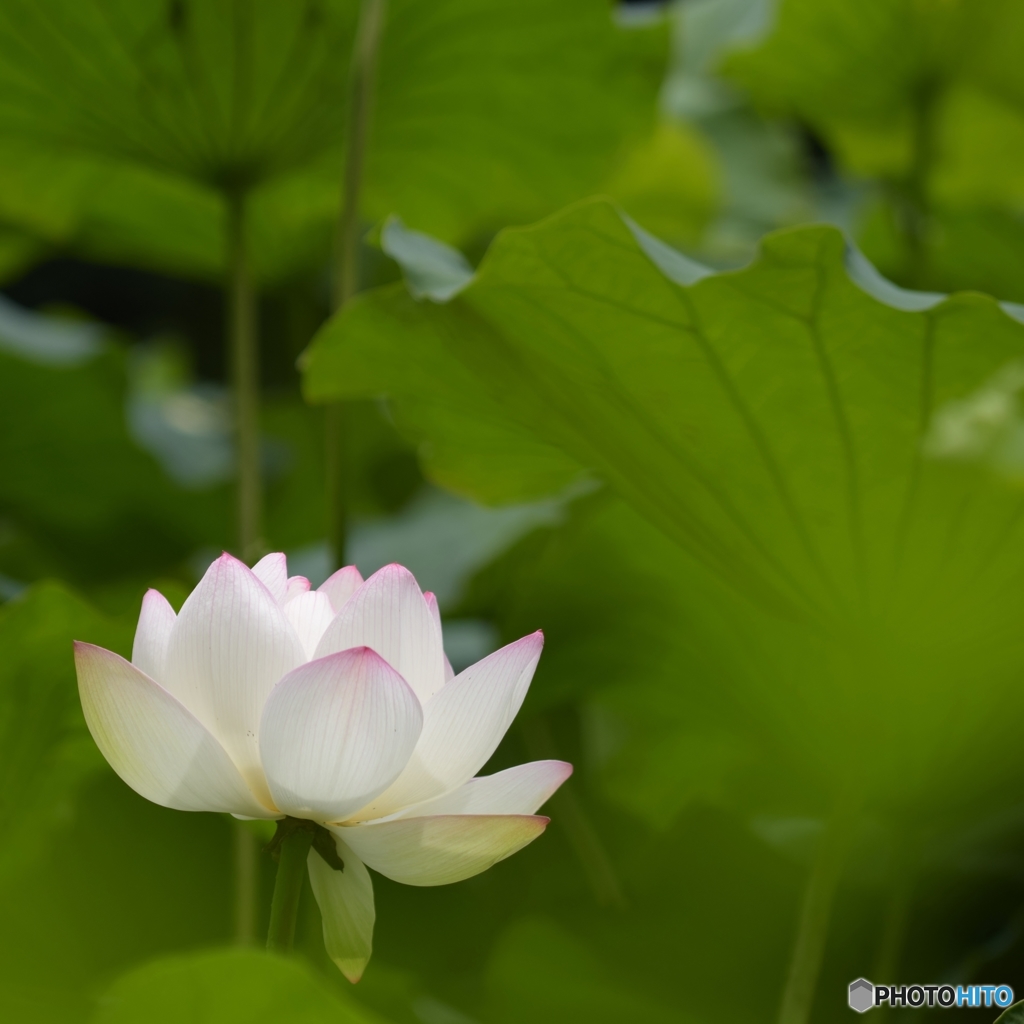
75;643;274;818
251;552;288;604
395;760;572;818
307;835;374;983
284;590;337;659
314;564;446;704
350;632;543;820
318;565;363;613
132;589;176;683
260;647;423;822
163;553;305;804
336;814;548;886
284;575;311;603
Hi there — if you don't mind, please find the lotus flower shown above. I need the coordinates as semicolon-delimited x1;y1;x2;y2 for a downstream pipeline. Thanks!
74;553;570;981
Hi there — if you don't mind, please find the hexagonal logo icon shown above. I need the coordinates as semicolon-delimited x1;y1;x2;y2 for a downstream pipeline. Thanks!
849;978;874;1013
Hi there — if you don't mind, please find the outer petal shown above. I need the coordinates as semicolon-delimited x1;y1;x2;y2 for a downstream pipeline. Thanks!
395;761;572;818
74;643;274;817
336;814;548;886
318;565;363;613
131;589;176;682
260;648;423;822
163;553;305;803
314;564;445;703
283;590;337;659
307;834;374;983
350;632;543;820
251;552;288;604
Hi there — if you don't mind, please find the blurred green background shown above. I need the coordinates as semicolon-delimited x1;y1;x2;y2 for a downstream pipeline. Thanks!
4;1;1024;1022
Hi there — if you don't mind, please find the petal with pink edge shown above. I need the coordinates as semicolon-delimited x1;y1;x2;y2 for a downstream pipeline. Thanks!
251;552;288;604
260;647;422;822
336;814;548;886
395;760;572;818
314;564;445;703
350;632;543;820
131;589;176;683
163;553;305;804
75;643;274;818
318;565;363;613
307;834;374;983
283;590;336;659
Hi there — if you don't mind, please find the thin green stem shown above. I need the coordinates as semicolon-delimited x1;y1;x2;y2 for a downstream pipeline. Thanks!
232;821;258;945
892;80;938;289
777;796;860;1024
326;0;387;569
226;184;263;941
226;185;263;563
325;401;351;569
266;826;313;954
333;0;387;313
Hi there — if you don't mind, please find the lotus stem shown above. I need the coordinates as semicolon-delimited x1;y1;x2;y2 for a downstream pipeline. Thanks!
226;185;262;563
898;81;938;289
777;796;859;1024
266;824;314;954
232;821;258;945
226;183;263;944
326;0;387;569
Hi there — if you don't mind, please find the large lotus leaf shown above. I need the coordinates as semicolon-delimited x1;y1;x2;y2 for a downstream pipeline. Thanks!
0;1;357;185
302;198;1024;815
0;777;234;1022
721;0;1024;199
718;0;1024;274
92;949;384;1024
0;0;667;282
0;583;129;881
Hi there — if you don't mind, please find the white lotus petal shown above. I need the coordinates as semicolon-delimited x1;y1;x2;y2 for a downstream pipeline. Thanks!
396;760;572;818
75;643;274;818
131;589;176;683
284;590;337;659
336;814;548;886
307;835;374;983
350;632;543;819
164;553;305;804
260;648;423;822
318;565;363;613
284;575;311;603
314;564;445;703
252;552;288;604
